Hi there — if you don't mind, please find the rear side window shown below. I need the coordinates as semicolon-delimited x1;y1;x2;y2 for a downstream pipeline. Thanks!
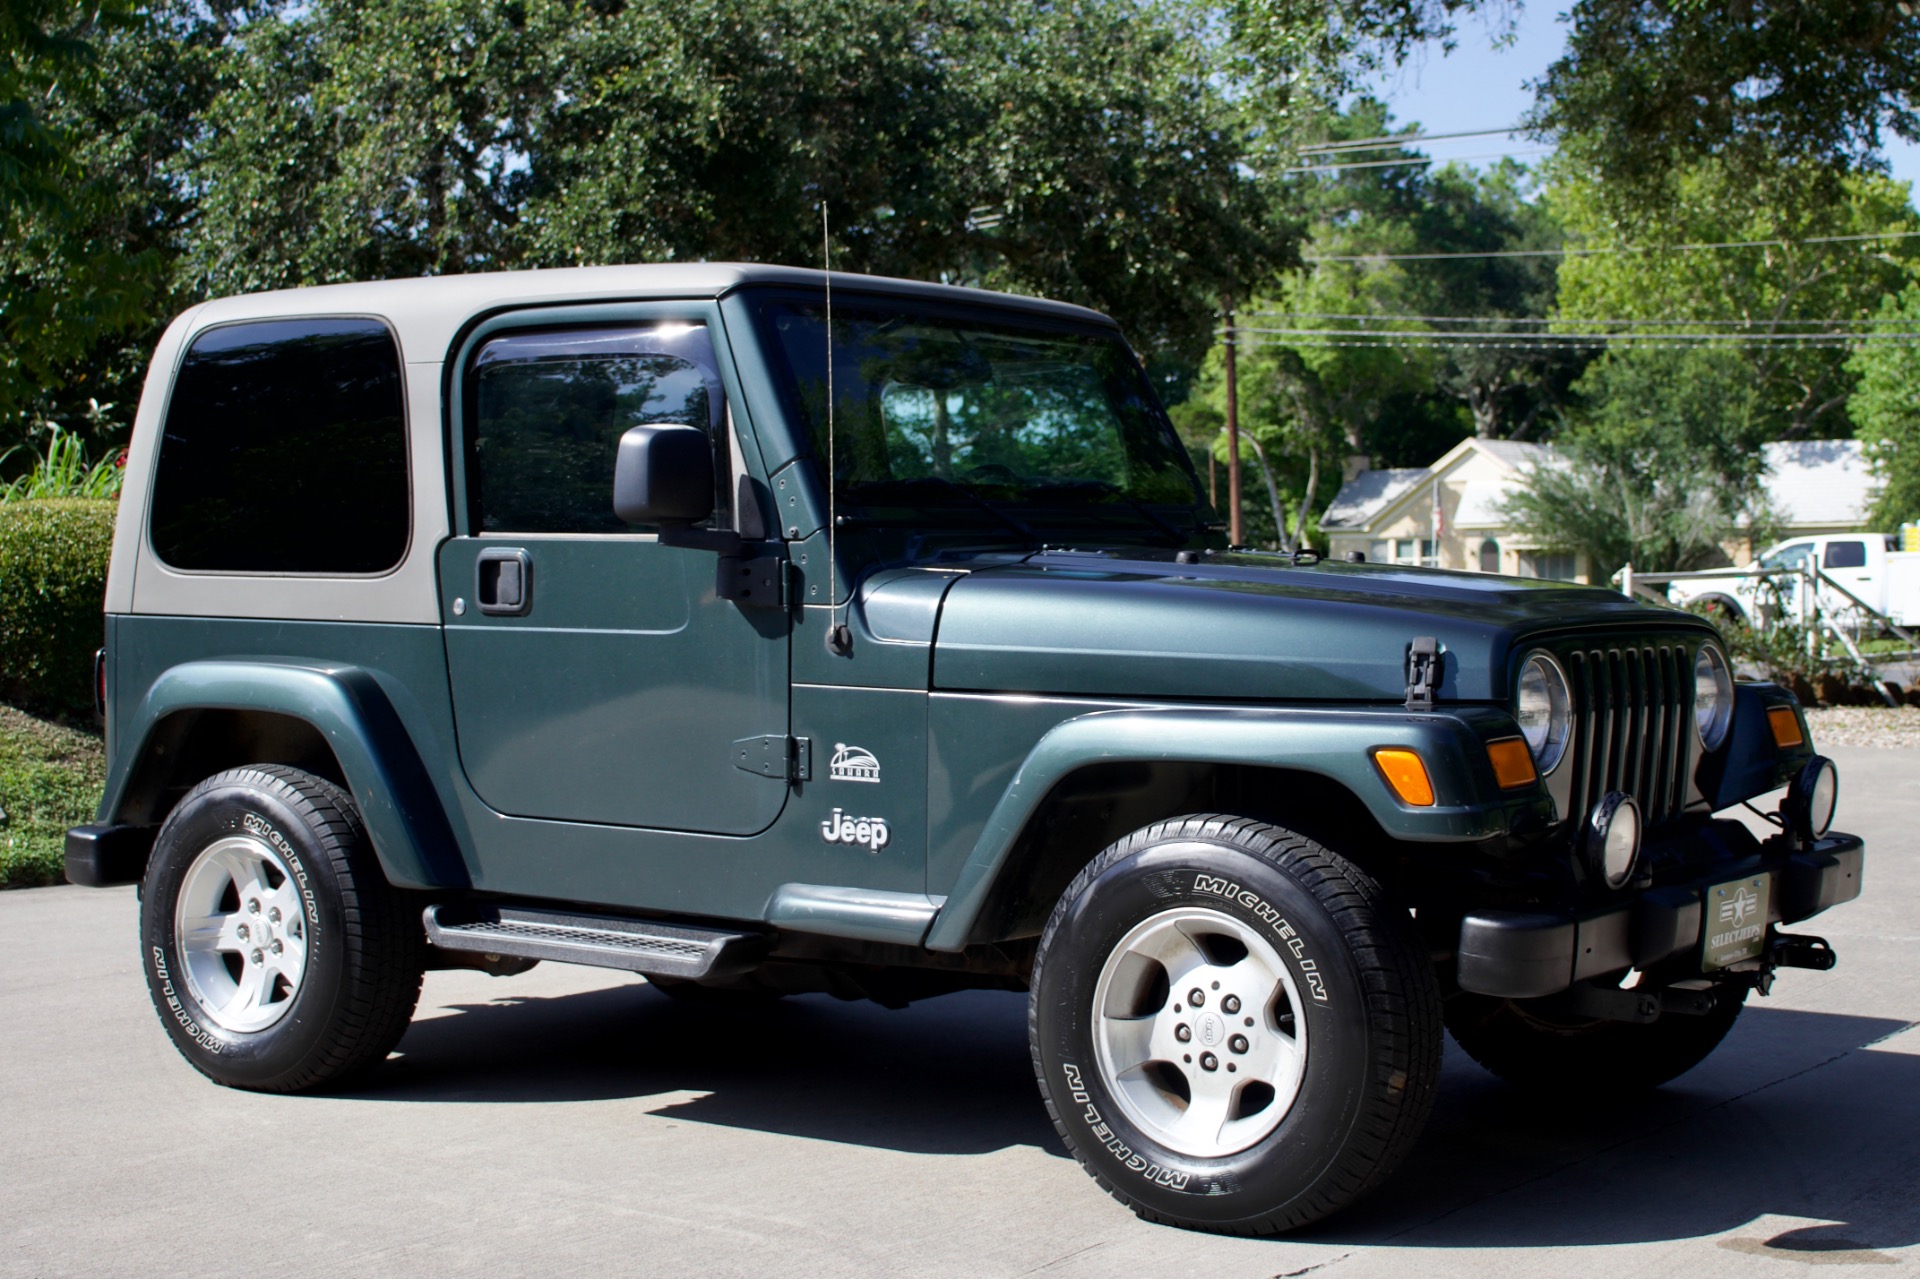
466;324;727;534
150;318;409;573
1823;540;1867;569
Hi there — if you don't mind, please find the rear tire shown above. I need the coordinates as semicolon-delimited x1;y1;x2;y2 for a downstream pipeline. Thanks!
139;765;424;1092
1029;813;1442;1235
1444;988;1745;1095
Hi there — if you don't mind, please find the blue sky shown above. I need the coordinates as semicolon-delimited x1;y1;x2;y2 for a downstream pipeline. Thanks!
1361;6;1920;200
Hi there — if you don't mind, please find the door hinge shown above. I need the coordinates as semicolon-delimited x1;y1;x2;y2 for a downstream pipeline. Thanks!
718;554;788;609
1405;635;1441;711
732;734;811;782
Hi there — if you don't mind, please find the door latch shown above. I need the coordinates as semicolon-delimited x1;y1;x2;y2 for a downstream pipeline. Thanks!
476;548;532;616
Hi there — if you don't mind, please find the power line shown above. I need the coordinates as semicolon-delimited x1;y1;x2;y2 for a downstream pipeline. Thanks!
1283;148;1551;175
1302;229;1920;263
1244;311;1914;329
1295;126;1527;155
1223;325;1920;347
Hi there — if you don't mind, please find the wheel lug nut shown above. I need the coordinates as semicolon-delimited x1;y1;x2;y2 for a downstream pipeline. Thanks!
268;908;281;924
248;900;261;914
1200;1052;1218;1071
1175;1023;1192;1042
250;949;264;964
1229;1034;1249;1054
270;940;283;955
1222;995;1241;1014
1188;989;1206;1008
236;924;249;941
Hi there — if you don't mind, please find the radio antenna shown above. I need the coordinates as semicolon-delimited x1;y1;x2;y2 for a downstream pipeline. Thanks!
823;201;851;657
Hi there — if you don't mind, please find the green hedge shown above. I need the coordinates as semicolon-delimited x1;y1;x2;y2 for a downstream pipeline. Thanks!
0;499;116;715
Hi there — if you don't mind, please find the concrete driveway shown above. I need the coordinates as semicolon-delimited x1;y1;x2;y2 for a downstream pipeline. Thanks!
4;745;1916;1278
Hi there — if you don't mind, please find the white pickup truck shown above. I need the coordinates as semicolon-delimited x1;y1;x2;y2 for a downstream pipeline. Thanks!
1666;533;1920;629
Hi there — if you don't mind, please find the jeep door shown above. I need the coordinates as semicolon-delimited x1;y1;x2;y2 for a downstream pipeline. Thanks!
438;307;790;835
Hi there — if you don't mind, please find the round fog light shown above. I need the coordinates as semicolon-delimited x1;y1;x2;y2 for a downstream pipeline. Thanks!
1787;755;1838;841
1586;791;1642;889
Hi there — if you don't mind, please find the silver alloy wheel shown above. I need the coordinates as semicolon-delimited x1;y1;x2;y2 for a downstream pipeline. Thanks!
1090;906;1308;1159
173;835;311;1033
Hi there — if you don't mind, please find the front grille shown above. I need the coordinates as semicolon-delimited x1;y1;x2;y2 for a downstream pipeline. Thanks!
1562;644;1693;827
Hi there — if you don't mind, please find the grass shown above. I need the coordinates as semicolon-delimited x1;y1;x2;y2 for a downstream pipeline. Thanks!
0;702;105;888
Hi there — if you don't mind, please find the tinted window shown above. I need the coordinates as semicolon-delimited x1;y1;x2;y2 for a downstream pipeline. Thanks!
1823;540;1867;569
151;319;409;573
751;298;1201;510
468;325;727;533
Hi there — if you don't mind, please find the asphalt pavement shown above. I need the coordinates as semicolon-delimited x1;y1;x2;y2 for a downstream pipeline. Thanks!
3;745;1917;1278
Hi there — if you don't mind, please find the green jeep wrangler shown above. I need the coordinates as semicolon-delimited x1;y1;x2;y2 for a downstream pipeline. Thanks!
68;264;1863;1234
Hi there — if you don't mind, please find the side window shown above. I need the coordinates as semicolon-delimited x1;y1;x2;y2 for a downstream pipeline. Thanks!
467;324;728;534
150;318;409;573
1822;540;1867;570
1761;543;1811;570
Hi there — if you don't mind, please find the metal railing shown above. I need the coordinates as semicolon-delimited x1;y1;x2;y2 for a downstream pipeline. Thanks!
1615;562;1916;707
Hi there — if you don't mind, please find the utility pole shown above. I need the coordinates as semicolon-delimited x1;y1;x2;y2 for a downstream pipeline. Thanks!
1222;294;1242;546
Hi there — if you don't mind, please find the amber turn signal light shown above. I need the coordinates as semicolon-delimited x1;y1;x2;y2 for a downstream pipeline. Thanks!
1373;748;1435;807
1768;706;1805;749
1485;737;1538;789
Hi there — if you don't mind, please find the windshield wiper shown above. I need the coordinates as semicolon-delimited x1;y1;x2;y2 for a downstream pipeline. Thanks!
841;476;1038;541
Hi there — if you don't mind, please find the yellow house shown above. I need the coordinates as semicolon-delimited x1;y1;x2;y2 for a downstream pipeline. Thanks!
1319;437;1875;581
1320;438;1594;582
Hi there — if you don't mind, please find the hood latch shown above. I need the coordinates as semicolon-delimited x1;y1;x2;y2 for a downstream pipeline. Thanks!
1406;636;1441;711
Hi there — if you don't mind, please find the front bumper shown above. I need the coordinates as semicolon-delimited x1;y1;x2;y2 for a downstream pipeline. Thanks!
1456;830;1864;999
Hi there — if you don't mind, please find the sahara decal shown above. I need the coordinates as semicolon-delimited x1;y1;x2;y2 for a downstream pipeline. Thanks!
828;743;882;783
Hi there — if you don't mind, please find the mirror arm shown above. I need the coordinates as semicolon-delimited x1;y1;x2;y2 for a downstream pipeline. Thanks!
659;523;744;556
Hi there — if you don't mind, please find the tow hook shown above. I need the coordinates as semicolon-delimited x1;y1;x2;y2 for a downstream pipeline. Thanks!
1741;931;1838;996
1770;932;1837;972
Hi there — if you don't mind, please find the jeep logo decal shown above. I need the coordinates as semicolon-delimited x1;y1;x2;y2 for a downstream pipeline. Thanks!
820;808;890;853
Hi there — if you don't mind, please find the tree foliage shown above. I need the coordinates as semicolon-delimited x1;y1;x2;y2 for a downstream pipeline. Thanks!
1846;281;1920;529
1532;0;1920;215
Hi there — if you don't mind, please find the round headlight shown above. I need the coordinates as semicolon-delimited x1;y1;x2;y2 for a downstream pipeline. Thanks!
1788;755;1839;841
1515;652;1572;774
1587;790;1642;889
1693;643;1734;750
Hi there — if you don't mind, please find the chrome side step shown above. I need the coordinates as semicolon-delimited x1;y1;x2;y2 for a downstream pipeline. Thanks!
423;903;766;980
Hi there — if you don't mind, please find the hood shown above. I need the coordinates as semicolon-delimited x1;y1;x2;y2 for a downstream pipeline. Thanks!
928;548;1711;703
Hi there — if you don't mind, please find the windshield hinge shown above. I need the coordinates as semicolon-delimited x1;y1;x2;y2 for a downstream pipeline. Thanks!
1405;636;1441;711
733;734;811;783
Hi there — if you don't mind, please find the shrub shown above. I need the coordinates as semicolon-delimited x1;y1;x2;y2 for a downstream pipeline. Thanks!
0;499;116;714
1;424;125;500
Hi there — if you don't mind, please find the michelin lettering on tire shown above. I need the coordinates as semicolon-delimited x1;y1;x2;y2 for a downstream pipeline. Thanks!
1062;1062;1193;1191
1194;873;1330;1004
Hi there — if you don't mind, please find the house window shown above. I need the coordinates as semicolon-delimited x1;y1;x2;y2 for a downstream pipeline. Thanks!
1393;538;1437;567
1519;552;1579;581
1479;538;1500;573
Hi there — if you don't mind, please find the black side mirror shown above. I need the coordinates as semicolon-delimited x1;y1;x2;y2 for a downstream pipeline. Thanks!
614;424;714;527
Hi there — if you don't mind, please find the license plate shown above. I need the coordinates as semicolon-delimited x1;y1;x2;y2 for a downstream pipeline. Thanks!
1703;874;1771;970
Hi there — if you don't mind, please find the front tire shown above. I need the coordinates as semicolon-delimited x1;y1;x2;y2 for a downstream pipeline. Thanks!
139;765;424;1092
1030;814;1442;1235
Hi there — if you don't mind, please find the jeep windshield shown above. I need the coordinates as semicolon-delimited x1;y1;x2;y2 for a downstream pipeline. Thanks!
748;294;1207;543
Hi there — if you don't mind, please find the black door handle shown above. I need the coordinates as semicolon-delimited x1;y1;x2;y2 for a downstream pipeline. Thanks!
476;548;532;616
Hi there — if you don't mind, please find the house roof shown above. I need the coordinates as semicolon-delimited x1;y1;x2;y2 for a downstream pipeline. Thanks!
1763;439;1874;529
1320;467;1429;530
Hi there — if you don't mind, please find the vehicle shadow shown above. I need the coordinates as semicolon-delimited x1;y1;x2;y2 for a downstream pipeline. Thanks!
358;982;1066;1158
353;982;1920;1250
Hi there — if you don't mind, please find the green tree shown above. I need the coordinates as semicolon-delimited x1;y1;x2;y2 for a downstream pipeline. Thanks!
1500;345;1776;574
1531;0;1920;213
1551;160;1920;442
0;0;157;463
1846;281;1920;529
